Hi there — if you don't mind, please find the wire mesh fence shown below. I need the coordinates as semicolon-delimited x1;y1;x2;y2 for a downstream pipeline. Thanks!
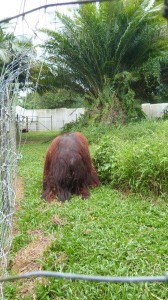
0;78;17;298
0;1;59;297
0;52;32;299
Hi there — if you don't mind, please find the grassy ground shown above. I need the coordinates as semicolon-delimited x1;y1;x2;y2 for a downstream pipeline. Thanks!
4;123;168;299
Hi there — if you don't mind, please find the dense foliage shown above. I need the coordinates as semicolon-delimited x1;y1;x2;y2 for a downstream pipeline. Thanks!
24;89;84;109
94;120;168;196
38;0;168;118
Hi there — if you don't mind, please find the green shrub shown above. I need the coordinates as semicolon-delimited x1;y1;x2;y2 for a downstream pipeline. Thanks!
94;121;168;196
62;116;114;144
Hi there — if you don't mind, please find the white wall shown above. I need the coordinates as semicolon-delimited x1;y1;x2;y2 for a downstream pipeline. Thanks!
16;106;85;131
142;103;168;118
16;103;168;131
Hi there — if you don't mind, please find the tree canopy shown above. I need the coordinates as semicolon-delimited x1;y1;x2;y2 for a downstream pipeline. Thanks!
41;0;168;100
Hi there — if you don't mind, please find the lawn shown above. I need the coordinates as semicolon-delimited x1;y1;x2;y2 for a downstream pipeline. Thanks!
4;122;168;299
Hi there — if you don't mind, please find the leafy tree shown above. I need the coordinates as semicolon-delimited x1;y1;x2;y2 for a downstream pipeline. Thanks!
24;89;84;109
38;0;168;121
42;0;168;96
28;59;85;109
30;61;85;95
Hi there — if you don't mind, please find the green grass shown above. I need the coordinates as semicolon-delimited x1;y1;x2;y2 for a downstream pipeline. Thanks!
4;122;168;299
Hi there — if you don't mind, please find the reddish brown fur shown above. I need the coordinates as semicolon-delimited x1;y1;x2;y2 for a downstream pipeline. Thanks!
42;132;100;202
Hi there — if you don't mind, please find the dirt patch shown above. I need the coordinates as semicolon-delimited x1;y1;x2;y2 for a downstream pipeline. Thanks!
12;177;55;297
51;214;67;226
16;277;48;299
12;231;55;297
12;232;54;273
12;177;25;236
56;252;68;265
14;176;24;211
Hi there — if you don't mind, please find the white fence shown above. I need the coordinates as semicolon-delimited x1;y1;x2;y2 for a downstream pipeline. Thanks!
16;103;168;132
142;103;168;118
16;106;85;131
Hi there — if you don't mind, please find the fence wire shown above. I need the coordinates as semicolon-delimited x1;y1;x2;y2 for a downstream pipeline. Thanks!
0;270;168;284
0;51;33;299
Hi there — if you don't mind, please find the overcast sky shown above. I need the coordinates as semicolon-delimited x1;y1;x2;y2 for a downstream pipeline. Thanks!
0;0;76;42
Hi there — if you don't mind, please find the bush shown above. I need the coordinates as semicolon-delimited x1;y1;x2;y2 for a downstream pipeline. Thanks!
62;113;114;144
94;120;168;196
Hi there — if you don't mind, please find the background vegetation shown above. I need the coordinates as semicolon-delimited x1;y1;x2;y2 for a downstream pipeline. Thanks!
6;0;164;122
1;1;168;121
26;0;168;119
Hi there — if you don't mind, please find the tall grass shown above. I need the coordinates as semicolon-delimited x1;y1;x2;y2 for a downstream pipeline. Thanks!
94;119;168;196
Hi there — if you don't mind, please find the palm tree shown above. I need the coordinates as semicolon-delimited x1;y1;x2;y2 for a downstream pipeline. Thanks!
42;0;168;108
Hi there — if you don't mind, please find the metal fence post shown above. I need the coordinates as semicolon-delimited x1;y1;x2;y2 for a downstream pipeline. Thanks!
51;115;53;130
